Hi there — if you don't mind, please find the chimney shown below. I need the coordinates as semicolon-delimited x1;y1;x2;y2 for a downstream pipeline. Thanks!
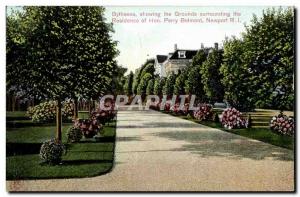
201;43;204;49
214;42;218;50
174;44;177;51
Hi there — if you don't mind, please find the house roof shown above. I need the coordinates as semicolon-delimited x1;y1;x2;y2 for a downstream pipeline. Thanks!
156;55;168;63
169;50;198;60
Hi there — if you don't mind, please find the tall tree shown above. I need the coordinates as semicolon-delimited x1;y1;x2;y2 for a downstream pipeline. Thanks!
137;73;152;96
200;49;224;102
242;8;294;110
146;79;154;96
6;6;118;141
153;77;165;96
163;73;176;97
174;70;187;95
111;65;127;95
124;71;134;95
184;66;205;101
220;37;254;110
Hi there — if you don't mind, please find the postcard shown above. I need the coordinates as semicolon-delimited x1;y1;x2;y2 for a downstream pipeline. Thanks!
6;5;295;192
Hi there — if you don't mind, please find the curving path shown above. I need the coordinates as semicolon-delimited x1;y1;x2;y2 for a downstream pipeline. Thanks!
7;109;294;191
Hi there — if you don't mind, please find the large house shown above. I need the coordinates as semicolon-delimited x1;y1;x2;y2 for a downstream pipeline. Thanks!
154;43;219;77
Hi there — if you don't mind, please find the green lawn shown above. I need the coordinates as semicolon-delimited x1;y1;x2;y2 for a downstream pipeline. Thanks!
6;111;116;180
174;114;294;150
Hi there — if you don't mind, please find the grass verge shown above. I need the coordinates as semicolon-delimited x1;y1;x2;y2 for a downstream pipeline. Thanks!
6;112;116;180
167;113;294;150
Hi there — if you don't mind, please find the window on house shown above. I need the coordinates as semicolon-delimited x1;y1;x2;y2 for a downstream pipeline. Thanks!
178;51;186;58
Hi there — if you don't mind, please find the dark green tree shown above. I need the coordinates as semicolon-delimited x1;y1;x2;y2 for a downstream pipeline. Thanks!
137;73;152;96
200;49;224;102
124;71;134;95
174;70;187;95
146;79;154;95
153;77;165;96
242;8;294;110
111;66;127;95
184;66;205;101
163;73;176;97
220;37;255;110
6;6;118;141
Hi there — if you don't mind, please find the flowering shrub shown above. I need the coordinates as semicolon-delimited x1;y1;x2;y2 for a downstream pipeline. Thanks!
170;103;180;114
221;108;248;129
74;119;102;138
62;100;74;119
270;112;294;136
67;126;83;143
91;101;116;125
193;104;214;121
170;103;190;115
27;100;74;123
30;101;57;123
40;138;65;165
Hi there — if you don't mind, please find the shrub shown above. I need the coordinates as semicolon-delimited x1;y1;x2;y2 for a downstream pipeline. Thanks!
67;126;83;143
170;103;189;115
31;101;57;123
91;101;116;125
74;119;102;138
193;103;214;121
62;100;74;119
27;100;74;123
40;139;65;165
221;108;248;129
270;112;294;136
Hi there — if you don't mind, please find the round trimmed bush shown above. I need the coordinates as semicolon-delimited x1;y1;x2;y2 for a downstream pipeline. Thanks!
193;103;214;121
221;108;248;129
40;139;65;165
270;112;294;136
67;126;83;143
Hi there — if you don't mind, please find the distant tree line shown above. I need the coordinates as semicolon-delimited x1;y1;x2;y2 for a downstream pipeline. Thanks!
123;8;294;111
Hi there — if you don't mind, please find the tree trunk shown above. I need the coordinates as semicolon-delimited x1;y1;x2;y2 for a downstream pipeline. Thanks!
73;99;78;119
56;99;62;141
12;96;15;112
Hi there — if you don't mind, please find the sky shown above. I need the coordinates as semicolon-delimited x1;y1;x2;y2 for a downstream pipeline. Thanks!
7;6;284;73
104;6;277;73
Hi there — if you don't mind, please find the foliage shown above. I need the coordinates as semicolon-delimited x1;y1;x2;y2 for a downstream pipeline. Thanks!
111;66;127;95
193;104;214;121
6;6;119;140
184;66;205;101
74;119;102;138
243;8;294;110
200;49;224;102
221;108;248;129
27;100;74;123
220;37;255;111
270;112;294;136
132;59;155;94
124;71;134;95
66;126;83;143
39;138;65;165
153;77;165;96
191;49;207;67
163;73;176;97
7;6;118;100
146;79;154;95
170;103;189;115
137;73;152;95
174;70;187;95
90;101;116;125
